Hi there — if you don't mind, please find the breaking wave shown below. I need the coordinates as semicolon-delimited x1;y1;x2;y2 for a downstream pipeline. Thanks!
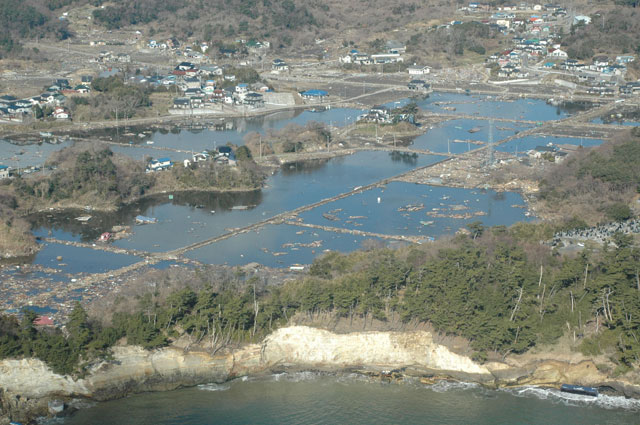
426;380;480;393
504;386;640;411
197;383;231;392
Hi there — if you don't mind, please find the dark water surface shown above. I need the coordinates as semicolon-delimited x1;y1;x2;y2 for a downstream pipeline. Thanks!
64;373;639;425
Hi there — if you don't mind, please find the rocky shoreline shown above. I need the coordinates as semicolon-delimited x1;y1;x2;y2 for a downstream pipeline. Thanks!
2;326;639;424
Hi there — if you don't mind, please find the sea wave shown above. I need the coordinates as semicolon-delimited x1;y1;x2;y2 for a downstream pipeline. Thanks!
504;386;640;411
197;383;231;392
426;380;480;393
270;371;323;382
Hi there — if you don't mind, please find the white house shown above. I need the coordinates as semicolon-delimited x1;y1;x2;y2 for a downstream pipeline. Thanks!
53;107;70;120
0;165;9;179
548;48;568;58
408;65;431;75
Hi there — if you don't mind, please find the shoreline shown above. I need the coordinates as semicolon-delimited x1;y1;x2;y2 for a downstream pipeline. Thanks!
2;326;639;423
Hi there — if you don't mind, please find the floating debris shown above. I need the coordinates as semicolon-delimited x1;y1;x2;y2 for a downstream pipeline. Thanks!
322;213;340;221
398;203;424;212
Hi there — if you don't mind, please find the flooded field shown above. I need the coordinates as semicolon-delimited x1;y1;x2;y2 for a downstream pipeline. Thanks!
298;182;532;238
2;92;605;317
0;138;71;169
31;151;442;252
185;223;385;268
411;118;530;154
412;92;591;122
496;135;604;156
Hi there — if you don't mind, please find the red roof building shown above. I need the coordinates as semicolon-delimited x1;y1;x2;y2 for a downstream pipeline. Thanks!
33;316;54;326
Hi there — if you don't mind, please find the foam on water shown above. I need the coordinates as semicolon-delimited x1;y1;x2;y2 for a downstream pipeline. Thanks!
270;371;323;382
197;383;231;392
427;380;480;393
504;386;640;411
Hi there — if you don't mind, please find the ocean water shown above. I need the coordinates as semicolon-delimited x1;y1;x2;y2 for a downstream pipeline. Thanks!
63;373;639;425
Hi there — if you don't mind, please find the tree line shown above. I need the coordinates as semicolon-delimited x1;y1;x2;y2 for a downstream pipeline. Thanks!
2;221;639;375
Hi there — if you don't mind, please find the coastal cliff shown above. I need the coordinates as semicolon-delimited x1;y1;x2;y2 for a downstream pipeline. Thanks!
1;326;639;423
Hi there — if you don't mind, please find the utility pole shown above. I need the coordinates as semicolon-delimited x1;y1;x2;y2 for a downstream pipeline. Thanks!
487;118;494;167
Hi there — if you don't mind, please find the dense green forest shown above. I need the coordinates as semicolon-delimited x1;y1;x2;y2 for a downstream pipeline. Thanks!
2;224;639;375
0;0;71;57
564;8;640;61
539;136;640;224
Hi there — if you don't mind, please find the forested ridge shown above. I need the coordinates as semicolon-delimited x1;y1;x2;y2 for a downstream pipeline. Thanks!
2;223;639;376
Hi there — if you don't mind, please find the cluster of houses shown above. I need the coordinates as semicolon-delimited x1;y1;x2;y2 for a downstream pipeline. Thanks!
146;37;270;64
146;146;238;173
487;21;638;92
0;77;91;121
169;61;273;109
339;41;406;65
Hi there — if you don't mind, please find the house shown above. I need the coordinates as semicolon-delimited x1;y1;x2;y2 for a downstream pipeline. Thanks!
244;92;264;107
217;146;233;158
81;75;93;86
547;48;567;58
184;76;201;89
184;88;205;99
0;95;17;105
74;85;91;94
371;53;403;64
616;55;635;64
192;151;211;163
300;89;328;101
407;65;431;76
529;144;557;158
272;59;289;71
173;97;191;109
176;61;196;72
200;65;223;76
53;107;70;120
147;157;173;172
619;82;640;95
386;40;406;54
235;83;249;94
0;165;9;179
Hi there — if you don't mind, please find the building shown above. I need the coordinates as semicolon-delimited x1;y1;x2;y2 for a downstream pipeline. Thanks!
0;165;9;179
300;89;328;101
244;92;264;107
147;157;173;172
407;65;431;76
53;107;70;120
272;59;289;71
548;48;567;58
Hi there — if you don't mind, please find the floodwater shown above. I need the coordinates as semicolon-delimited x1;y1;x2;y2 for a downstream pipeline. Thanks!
497;135;604;156
20;93;588;273
298;181;532;238
406;92;590;122
411;118;530;154
0;138;71;169
32;151;442;254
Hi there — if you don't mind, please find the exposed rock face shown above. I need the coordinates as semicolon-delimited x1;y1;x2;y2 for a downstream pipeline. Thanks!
2;326;640;422
262;327;490;378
